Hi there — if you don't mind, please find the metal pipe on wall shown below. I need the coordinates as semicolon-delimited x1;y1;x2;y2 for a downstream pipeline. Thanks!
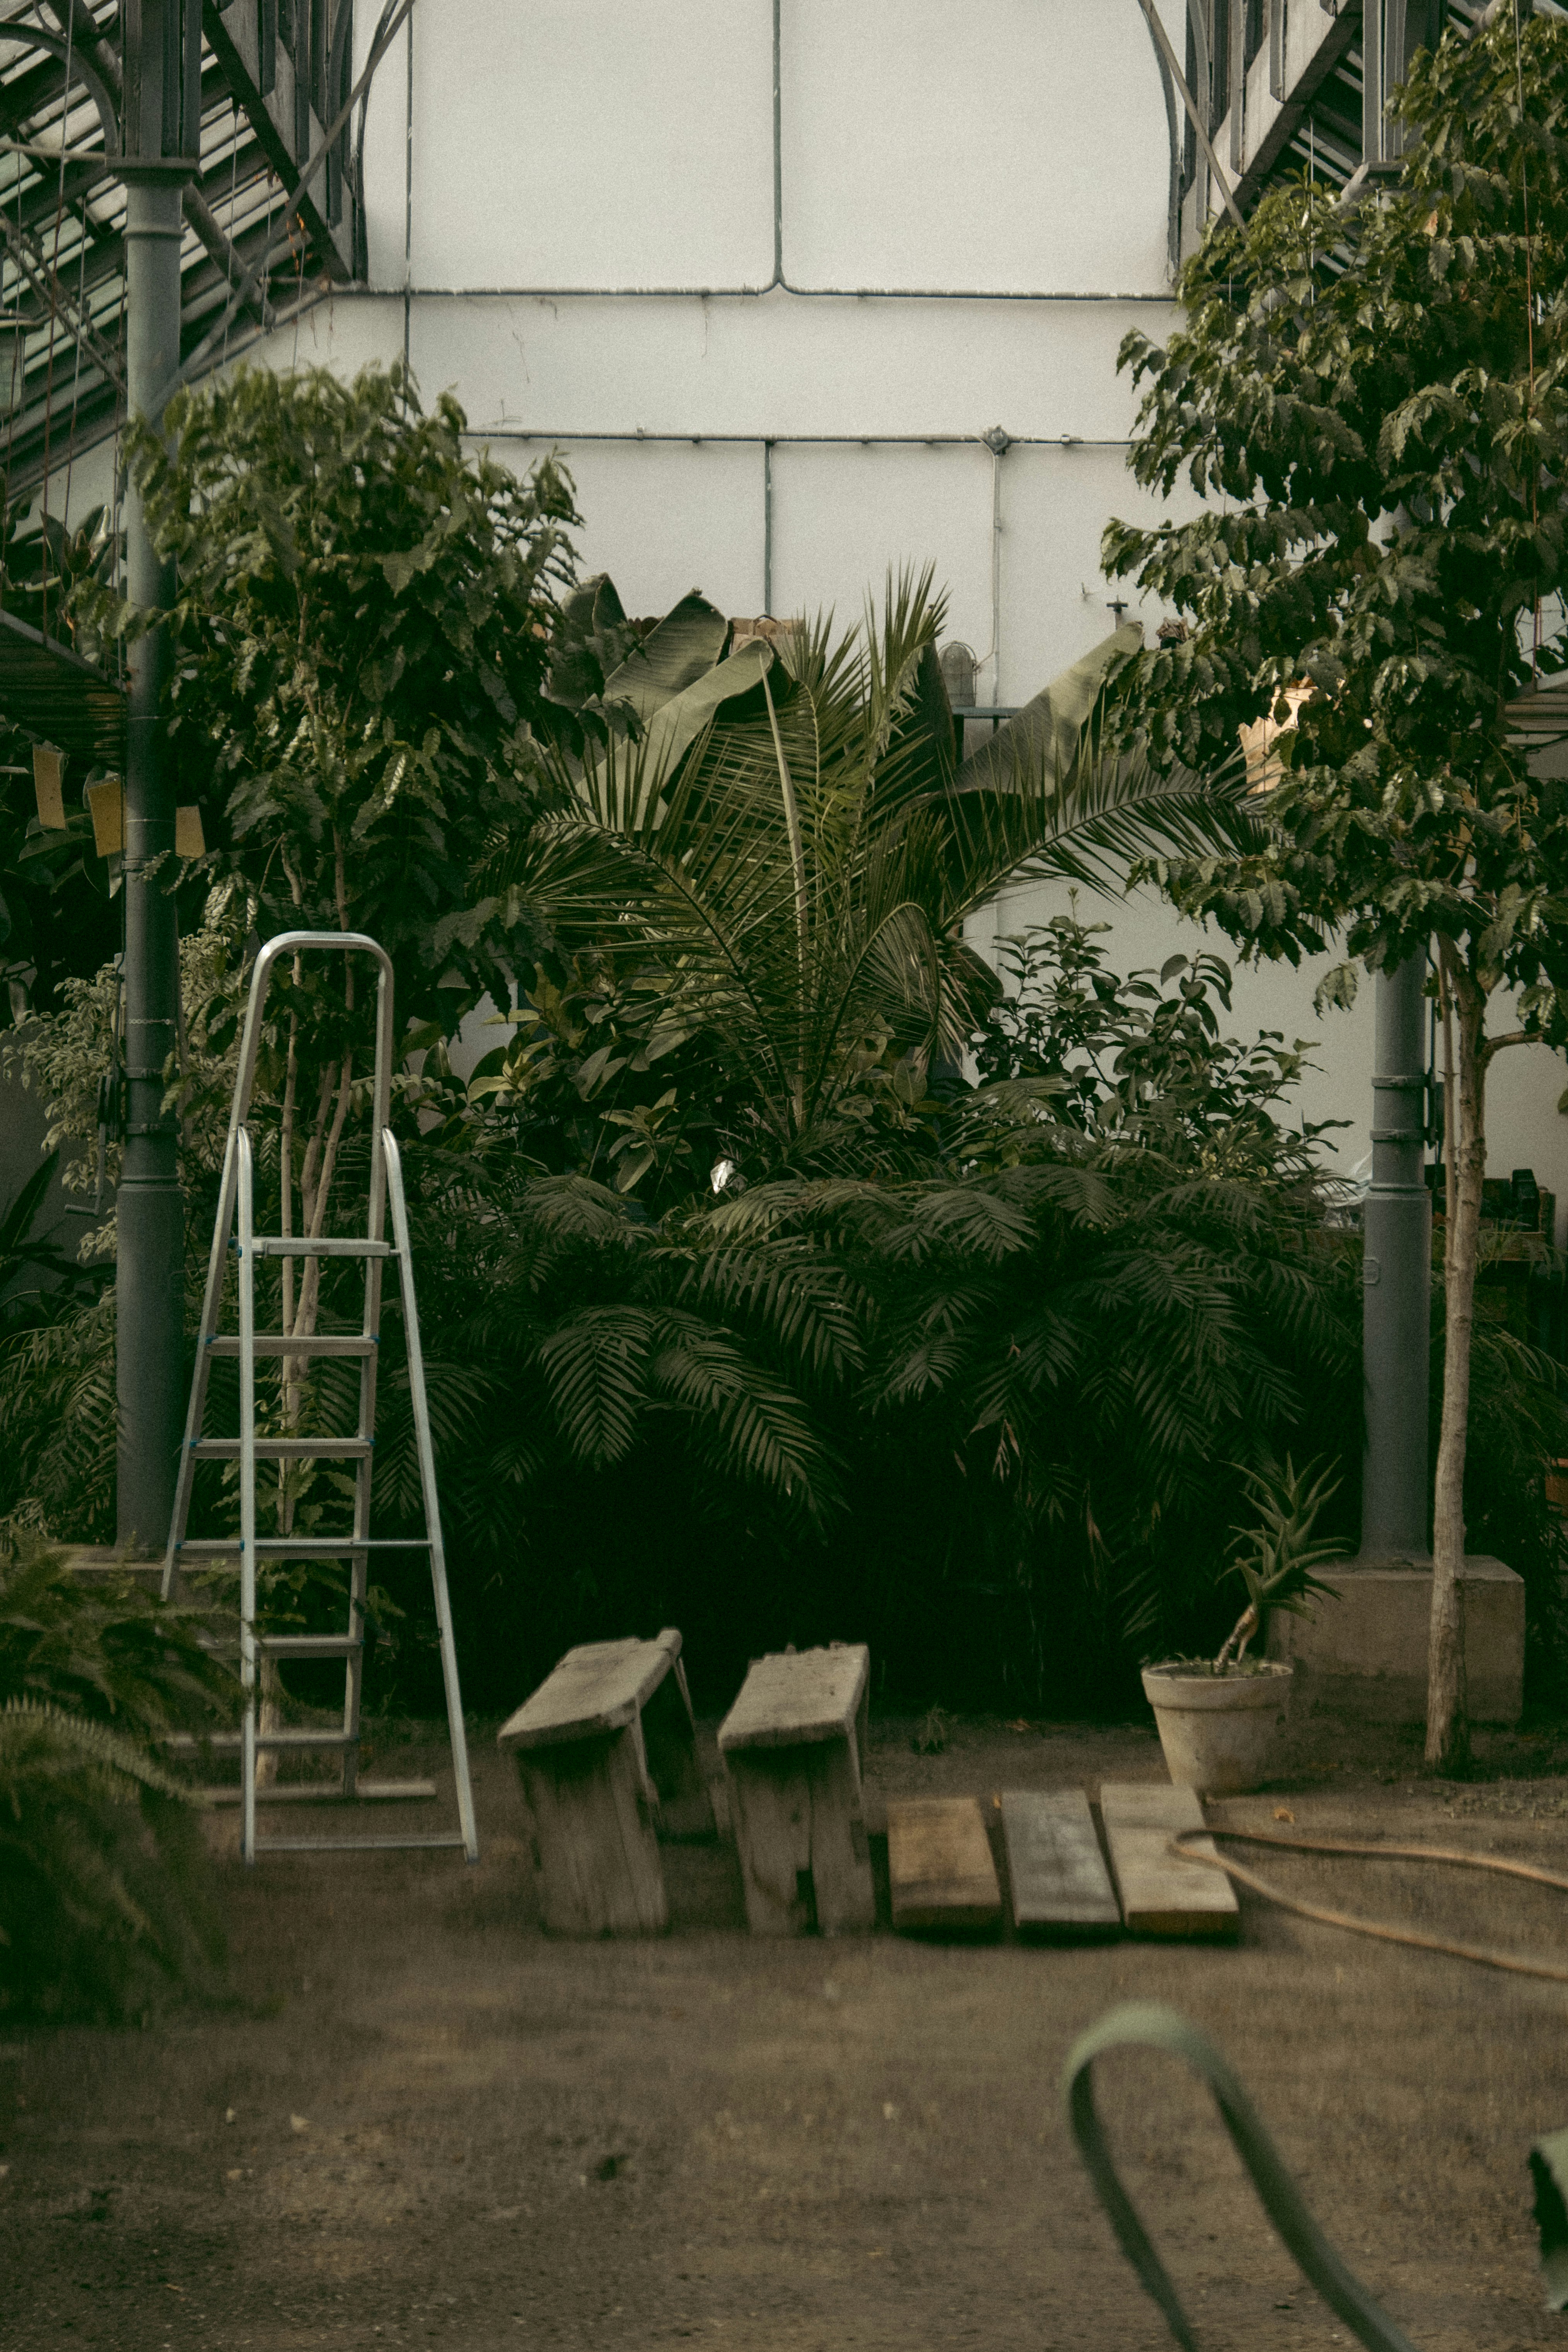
116;3;188;1550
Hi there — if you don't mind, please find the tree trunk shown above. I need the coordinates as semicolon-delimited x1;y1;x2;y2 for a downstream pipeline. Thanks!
1425;958;1486;1773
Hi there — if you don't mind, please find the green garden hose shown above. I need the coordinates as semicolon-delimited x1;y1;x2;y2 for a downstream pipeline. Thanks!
1063;2002;1421;2352
1063;1829;1568;2347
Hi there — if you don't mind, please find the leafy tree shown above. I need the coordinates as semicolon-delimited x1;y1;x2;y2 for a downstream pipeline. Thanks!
87;361;580;1316
976;909;1337;1175
1101;10;1568;1767
0;501;124;1025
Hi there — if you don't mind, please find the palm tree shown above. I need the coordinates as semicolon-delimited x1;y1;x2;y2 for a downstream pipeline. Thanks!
489;568;1256;1177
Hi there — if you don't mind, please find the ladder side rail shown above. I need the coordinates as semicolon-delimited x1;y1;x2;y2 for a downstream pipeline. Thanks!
228;930;396;1138
162;1121;242;1599
366;950;395;1246
344;964;394;1791
384;1129;479;1863
238;1127;260;1867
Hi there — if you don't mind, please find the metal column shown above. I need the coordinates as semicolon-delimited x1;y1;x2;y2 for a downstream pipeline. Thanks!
115;2;191;1549
1360;954;1430;1555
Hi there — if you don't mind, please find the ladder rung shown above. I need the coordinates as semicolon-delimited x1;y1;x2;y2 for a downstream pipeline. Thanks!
165;1728;360;1753
245;1237;395;1258
190;1437;374;1461
207;1334;376;1357
258;1728;360;1752
255;1632;363;1658
198;1778;438;1805
252;1834;469;1854
175;1537;430;1557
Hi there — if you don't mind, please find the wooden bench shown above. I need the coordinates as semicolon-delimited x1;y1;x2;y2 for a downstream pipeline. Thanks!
1099;1782;1239;1939
717;1643;874;1936
887;1796;1003;1934
497;1628;711;1936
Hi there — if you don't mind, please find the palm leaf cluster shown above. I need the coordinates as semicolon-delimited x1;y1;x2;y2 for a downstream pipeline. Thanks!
0;1537;229;2018
366;1100;1360;1712
483;573;1259;1185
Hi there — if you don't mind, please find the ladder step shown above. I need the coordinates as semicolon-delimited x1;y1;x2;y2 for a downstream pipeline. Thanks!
244;1237;396;1258
164;1728;360;1753
207;1334;376;1357
251;1834;470;1854
199;1778;438;1805
190;1437;374;1461
255;1632;363;1659
175;1537;430;1557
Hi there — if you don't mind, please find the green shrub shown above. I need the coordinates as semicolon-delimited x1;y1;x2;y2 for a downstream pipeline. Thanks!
0;1538;230;2020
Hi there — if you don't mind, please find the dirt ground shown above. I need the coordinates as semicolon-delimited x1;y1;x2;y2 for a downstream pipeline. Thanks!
7;1706;1568;2352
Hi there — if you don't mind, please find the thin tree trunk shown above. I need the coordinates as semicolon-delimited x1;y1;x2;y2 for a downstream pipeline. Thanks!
1426;953;1486;1773
762;674;809;1133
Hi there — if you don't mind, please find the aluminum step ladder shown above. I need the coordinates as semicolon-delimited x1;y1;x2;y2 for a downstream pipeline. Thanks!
162;930;478;1865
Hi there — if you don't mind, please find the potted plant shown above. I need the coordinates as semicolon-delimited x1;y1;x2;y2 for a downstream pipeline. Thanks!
1141;1458;1347;1794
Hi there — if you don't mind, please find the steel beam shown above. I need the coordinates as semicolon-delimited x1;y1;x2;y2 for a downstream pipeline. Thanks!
1360;953;1432;1557
115;0;188;1552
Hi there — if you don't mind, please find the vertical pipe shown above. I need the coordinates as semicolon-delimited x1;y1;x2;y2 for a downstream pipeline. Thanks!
763;437;773;614
1229;0;1245;170
115;0;187;1552
1361;953;1431;1557
771;0;783;287
1363;0;1384;166
1269;0;1288;102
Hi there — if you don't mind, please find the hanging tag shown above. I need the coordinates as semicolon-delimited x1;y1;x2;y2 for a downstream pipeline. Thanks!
32;743;65;829
85;778;123;858
175;805;205;858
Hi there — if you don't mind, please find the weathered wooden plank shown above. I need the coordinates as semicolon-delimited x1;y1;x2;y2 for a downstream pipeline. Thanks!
1099;1782;1239;1939
727;1741;874;1936
887;1796;1002;1933
497;1630;682;1752
718;1643;869;1752
512;1726;667;1937
1000;1789;1120;1934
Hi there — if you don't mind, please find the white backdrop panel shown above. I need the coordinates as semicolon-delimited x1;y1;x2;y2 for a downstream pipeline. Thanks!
996;442;1208;696
403;292;1167;440
404;0;774;290
768;442;994;654
525;438;767;619
783;0;1172;295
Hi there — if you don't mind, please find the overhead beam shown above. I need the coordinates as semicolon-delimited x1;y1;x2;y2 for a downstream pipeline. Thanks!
1231;7;1364;211
201;0;352;278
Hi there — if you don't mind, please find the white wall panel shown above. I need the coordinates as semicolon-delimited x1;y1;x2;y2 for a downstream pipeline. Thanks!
406;0;774;290
768;442;993;654
531;438;766;618
993;443;1204;698
403;290;1165;439
783;0;1170;294
248;294;405;382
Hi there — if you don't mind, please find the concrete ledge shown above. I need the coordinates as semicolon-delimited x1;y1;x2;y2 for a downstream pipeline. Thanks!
1266;1554;1524;1724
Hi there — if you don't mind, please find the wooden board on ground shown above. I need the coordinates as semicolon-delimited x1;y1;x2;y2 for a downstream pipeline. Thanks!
1000;1789;1120;1934
1099;1782;1239;1939
886;1796;1002;1934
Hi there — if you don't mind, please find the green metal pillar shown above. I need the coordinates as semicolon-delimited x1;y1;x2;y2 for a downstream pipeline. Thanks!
114;3;189;1550
1360;953;1431;1556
